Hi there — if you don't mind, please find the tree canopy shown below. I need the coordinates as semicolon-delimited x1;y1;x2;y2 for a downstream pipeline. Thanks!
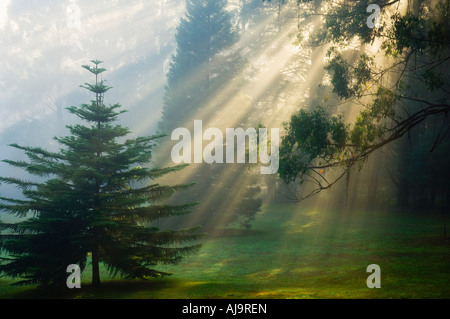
279;0;450;203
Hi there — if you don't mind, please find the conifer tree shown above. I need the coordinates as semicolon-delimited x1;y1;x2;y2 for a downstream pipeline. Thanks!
0;61;201;287
159;0;241;133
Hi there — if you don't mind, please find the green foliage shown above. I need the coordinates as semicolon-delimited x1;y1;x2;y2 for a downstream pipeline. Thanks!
383;3;450;57
325;49;374;99
313;0;382;46
0;62;202;287
279;0;450;203
325;53;354;99
422;69;445;92
279;106;348;183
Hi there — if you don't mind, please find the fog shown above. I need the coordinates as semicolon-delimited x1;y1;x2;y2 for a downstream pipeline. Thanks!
0;0;186;202
0;0;426;229
0;0;449;299
0;0;335;228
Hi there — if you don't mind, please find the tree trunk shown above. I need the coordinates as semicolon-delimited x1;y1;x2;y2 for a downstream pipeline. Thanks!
368;170;379;208
92;68;102;287
396;137;411;208
91;246;101;287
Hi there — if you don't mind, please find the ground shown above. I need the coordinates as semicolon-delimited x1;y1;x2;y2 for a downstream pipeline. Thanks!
1;203;449;299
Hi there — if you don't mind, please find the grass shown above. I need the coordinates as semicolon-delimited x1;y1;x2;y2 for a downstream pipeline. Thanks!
1;203;449;299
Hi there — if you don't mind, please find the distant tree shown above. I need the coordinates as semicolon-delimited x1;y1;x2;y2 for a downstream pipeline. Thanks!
0;61;202;287
159;0;242;133
155;0;259;231
233;184;262;229
279;0;450;203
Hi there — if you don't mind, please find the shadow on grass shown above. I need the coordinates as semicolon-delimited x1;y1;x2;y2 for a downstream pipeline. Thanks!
4;278;274;299
207;228;266;239
5;279;177;299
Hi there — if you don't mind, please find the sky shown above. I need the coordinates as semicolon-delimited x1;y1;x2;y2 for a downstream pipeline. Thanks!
0;0;185;137
0;0;188;202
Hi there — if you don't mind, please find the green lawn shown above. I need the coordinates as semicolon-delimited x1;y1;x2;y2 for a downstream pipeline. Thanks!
1;204;449;299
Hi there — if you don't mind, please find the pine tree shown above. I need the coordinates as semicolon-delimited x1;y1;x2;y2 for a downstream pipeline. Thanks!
159;0;241;133
0;61;202;287
232;183;262;230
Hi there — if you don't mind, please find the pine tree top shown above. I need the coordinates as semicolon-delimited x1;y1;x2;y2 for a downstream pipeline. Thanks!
82;60;107;75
